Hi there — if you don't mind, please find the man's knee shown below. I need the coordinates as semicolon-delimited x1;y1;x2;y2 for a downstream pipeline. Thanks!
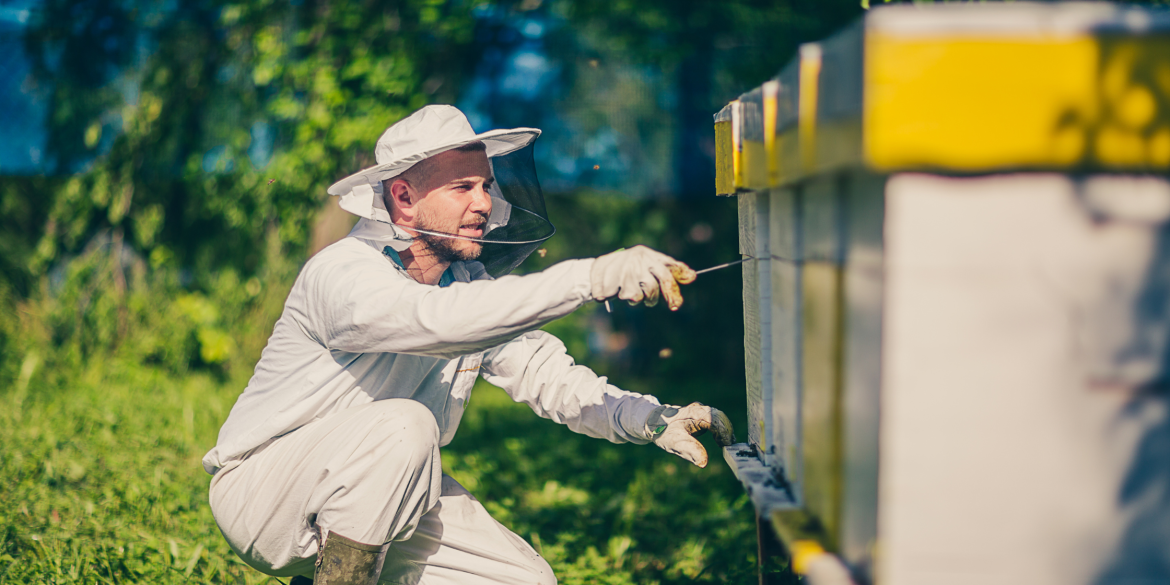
307;400;444;544
364;399;438;438
361;399;440;461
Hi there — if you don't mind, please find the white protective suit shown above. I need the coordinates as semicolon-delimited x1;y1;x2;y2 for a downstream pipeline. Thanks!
204;217;663;583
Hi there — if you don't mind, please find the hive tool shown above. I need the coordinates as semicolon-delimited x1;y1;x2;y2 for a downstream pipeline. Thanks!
603;257;753;312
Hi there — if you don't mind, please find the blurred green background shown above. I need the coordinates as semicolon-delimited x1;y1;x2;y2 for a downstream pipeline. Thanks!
0;0;865;583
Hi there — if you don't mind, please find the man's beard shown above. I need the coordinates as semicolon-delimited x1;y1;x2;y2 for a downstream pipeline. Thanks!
417;231;483;263
415;207;484;263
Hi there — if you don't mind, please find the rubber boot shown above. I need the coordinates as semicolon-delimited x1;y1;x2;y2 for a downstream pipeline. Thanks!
312;531;391;585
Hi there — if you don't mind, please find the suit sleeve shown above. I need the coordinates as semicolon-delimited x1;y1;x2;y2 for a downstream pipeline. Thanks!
297;252;596;359
479;330;661;444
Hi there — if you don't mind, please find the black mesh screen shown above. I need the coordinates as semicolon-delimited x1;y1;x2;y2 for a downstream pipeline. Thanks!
478;143;555;276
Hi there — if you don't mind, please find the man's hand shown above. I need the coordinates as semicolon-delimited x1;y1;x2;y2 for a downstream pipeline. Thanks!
646;402;736;468
591;245;697;311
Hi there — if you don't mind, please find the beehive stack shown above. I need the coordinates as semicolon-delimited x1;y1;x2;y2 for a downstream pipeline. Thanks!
718;4;1170;584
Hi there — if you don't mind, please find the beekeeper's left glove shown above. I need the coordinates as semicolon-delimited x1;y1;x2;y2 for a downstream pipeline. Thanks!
646;402;736;468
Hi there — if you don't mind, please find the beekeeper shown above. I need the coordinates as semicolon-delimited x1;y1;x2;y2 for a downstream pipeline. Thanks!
203;105;735;585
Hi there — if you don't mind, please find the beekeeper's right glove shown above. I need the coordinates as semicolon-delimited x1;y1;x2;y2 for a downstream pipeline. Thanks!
646;402;736;468
591;245;697;311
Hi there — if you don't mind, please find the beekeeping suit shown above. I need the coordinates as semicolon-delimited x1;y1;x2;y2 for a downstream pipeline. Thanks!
203;105;734;585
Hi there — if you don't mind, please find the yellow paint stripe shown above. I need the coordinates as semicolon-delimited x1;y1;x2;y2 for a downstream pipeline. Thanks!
865;33;1170;171
790;540;825;575
764;81;780;185
715;120;735;195
733;101;745;189
799;46;823;173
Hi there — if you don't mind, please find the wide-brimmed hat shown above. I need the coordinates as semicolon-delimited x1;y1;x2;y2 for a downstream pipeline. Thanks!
327;105;540;223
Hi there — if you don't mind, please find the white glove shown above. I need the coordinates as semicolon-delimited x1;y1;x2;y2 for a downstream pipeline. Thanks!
646;402;736;468
590;245;697;311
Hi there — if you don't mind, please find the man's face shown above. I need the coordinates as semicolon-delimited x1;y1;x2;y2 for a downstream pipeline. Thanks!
395;148;494;262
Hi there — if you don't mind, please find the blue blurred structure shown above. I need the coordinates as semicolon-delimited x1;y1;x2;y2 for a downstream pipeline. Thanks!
0;0;47;174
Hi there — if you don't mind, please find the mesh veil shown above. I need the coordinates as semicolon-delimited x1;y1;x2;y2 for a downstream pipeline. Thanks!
475;143;554;276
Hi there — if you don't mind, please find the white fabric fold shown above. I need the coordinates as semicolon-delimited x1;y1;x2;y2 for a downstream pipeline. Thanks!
345;217;415;252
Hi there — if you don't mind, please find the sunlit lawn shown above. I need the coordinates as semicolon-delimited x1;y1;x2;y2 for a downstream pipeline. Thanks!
0;358;761;584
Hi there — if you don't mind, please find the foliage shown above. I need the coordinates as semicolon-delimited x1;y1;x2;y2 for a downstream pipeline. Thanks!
549;0;862;197
0;0;487;385
561;0;859;101
24;0;481;273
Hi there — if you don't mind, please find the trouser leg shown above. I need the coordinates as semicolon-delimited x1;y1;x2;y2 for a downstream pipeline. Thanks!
209;399;443;579
379;475;556;585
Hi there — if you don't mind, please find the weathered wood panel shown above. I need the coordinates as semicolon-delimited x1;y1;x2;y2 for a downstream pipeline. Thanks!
770;186;802;487
740;191;771;457
840;172;884;570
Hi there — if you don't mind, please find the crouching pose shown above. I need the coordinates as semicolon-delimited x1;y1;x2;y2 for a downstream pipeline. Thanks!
202;105;735;585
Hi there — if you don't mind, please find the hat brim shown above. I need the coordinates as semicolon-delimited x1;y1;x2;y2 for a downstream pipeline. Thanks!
327;127;540;196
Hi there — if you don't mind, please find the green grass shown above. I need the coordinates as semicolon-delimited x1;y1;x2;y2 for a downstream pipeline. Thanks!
0;361;260;584
0;357;762;584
